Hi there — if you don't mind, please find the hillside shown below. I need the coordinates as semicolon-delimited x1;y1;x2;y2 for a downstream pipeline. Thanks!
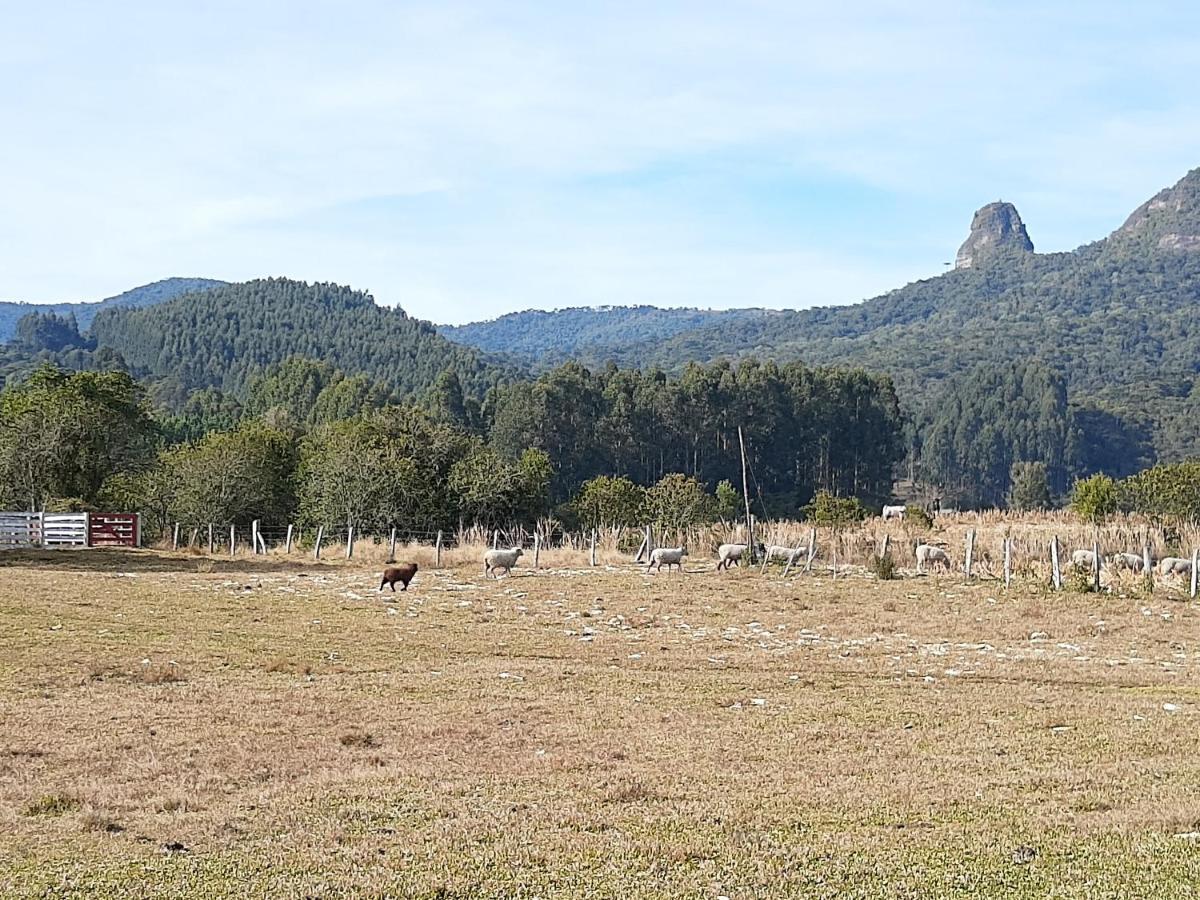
86;278;517;403
439;305;764;369
0;277;225;341
440;169;1200;448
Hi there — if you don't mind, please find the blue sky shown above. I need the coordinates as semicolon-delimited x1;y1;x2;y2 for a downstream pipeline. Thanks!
3;1;1200;324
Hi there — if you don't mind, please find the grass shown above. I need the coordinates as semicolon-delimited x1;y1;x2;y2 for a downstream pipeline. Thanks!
3;547;1200;896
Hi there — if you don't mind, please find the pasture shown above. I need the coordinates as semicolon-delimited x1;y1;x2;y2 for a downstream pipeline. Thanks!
3;547;1200;898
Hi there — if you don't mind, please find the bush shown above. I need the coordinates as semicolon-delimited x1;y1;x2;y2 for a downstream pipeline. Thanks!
1071;474;1119;524
1120;462;1200;523
904;506;933;529
645;474;715;531
801;491;867;527
868;554;899;580
1009;461;1051;511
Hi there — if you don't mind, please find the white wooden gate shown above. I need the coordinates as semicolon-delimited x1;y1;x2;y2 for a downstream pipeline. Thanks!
42;513;89;549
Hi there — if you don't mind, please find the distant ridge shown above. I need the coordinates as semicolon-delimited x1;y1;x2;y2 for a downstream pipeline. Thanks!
0;277;226;342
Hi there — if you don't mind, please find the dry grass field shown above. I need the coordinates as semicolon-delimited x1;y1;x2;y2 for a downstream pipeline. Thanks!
4;546;1200;898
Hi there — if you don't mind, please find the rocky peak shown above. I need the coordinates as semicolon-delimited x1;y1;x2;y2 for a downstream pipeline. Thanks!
954;202;1035;269
1114;167;1200;251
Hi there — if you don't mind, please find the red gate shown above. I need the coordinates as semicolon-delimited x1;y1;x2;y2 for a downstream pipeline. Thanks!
89;513;140;548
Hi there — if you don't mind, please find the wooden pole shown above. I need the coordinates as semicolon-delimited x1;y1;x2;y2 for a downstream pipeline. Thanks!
533;533;541;569
1051;536;1061;590
737;426;755;561
879;533;890;559
634;534;648;563
313;526;324;560
172;523;180;551
208;523;214;556
964;529;975;579
590;529;597;566
251;520;260;555
285;524;294;555
345;525;354;560
1003;538;1012;588
1143;543;1152;579
1191;548;1198;599
188;527;198;549
803;529;817;573
388;527;397;563
229;524;236;557
1093;540;1102;593
493;529;499;550
435;530;443;567
257;532;267;555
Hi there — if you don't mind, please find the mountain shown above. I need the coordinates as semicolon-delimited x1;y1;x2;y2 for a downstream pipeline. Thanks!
86;278;517;405
439;305;765;369
954;201;1034;269
0;277;225;342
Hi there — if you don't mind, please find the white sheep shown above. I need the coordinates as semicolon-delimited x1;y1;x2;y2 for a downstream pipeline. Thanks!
647;546;687;573
1070;549;1098;570
881;505;906;521
763;544;810;565
716;542;765;571
1107;552;1145;573
484;547;523;578
1159;556;1192;577
915;543;951;573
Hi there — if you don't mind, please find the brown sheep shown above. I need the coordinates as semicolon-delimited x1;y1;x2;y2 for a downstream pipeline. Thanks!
379;563;418;592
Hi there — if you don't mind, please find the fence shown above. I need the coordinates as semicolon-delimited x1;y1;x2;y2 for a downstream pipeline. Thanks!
0;512;140;549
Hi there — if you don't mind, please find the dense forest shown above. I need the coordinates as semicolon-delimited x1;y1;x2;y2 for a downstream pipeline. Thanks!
0;357;904;536
0;277;224;342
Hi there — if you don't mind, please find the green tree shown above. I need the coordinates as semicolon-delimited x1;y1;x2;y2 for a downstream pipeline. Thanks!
1009;461;1051;511
573;475;647;529
800;490;867;527
714;480;741;523
1071;473;1120;524
645;474;714;531
1120;462;1200;523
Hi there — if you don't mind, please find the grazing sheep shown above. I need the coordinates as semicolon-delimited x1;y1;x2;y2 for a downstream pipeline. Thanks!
881;505;906;521
646;546;688;573
716;542;766;571
1159;556;1192;577
484;547;523;578
915;543;951;573
763;544;810;565
1107;552;1145;573
379;563;418;592
1071;549;1098;570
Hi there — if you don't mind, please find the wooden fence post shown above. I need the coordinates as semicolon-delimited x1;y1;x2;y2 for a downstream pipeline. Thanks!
229;524;236;557
251;520;260;555
188;527;198;549
1003;538;1012;588
964;529;975;579
208;523;214;556
313;526;324;560
1143;544;1153;580
345;525;355;560
388;527;397;563
590;529;597;566
256;531;267;555
493;529;499;550
285;524;294;555
172;523;180;551
1051;537;1062;590
879;533;890;559
803;529;817;573
435;530;443;567
533;533;541;569
1191;548;1198;600
1093;540;1102;592
634;534;648;563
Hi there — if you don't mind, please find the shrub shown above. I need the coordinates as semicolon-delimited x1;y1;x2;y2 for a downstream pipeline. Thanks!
1120;462;1200;523
1071;474;1119;524
801;491;867;527
868;554;899;580
904;506;933;529
1009;461;1051;511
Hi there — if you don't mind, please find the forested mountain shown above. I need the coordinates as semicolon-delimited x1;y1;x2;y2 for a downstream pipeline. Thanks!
441;167;1200;467
86;278;517;405
439;306;764;369
0;277;224;342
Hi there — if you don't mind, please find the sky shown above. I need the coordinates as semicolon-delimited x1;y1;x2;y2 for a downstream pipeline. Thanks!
3;1;1200;325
